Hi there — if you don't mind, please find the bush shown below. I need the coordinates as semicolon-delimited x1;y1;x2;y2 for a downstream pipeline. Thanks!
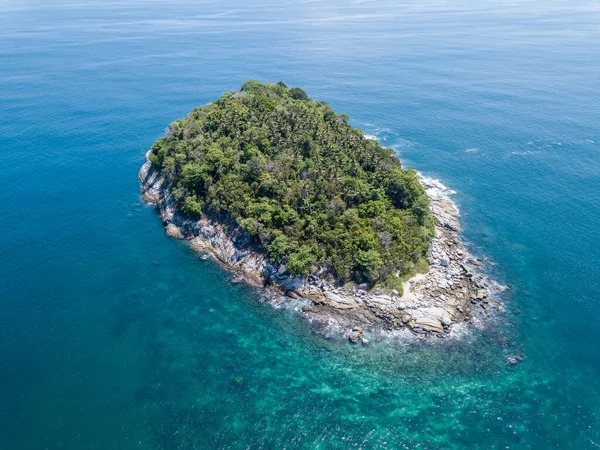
267;233;290;262
286;246;315;276
393;281;404;296
183;196;202;217
289;87;309;101
239;217;259;236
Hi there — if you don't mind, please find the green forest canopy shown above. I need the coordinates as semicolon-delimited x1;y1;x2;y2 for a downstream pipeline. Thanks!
149;80;434;287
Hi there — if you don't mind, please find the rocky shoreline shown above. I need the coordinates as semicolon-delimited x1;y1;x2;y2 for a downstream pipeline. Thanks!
139;151;505;341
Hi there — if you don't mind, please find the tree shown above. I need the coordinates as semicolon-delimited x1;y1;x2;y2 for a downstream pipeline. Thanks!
267;233;290;262
286;246;315;276
183;196;202;217
148;81;433;286
356;249;383;282
289;87;309;101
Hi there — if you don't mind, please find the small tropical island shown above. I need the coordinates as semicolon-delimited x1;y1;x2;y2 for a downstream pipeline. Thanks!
140;81;501;341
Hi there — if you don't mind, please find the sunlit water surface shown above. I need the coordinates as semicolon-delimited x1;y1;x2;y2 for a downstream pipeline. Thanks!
1;1;599;448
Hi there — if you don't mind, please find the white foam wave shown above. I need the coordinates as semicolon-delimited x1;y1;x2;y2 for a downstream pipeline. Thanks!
417;173;457;200
508;150;536;156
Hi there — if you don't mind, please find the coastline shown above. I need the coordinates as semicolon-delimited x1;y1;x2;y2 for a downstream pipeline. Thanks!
139;151;505;341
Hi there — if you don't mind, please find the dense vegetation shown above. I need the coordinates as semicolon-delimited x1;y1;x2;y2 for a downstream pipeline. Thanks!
149;81;434;287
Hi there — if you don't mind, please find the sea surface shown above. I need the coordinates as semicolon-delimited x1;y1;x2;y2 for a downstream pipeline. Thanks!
1;1;599;448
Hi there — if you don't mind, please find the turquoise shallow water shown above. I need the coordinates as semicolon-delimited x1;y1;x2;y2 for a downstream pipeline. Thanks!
1;1;600;448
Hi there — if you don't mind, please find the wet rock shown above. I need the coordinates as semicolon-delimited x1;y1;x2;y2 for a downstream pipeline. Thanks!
348;328;363;344
464;257;481;267
401;314;411;324
361;338;370;346
506;355;520;366
166;223;185;239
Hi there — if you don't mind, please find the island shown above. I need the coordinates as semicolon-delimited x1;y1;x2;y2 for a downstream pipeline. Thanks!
140;81;498;341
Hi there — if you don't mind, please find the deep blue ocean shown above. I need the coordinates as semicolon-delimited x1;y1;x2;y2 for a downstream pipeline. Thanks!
1;1;599;448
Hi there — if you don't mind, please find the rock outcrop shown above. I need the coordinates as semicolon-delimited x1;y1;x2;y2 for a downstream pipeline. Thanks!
140;152;501;339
